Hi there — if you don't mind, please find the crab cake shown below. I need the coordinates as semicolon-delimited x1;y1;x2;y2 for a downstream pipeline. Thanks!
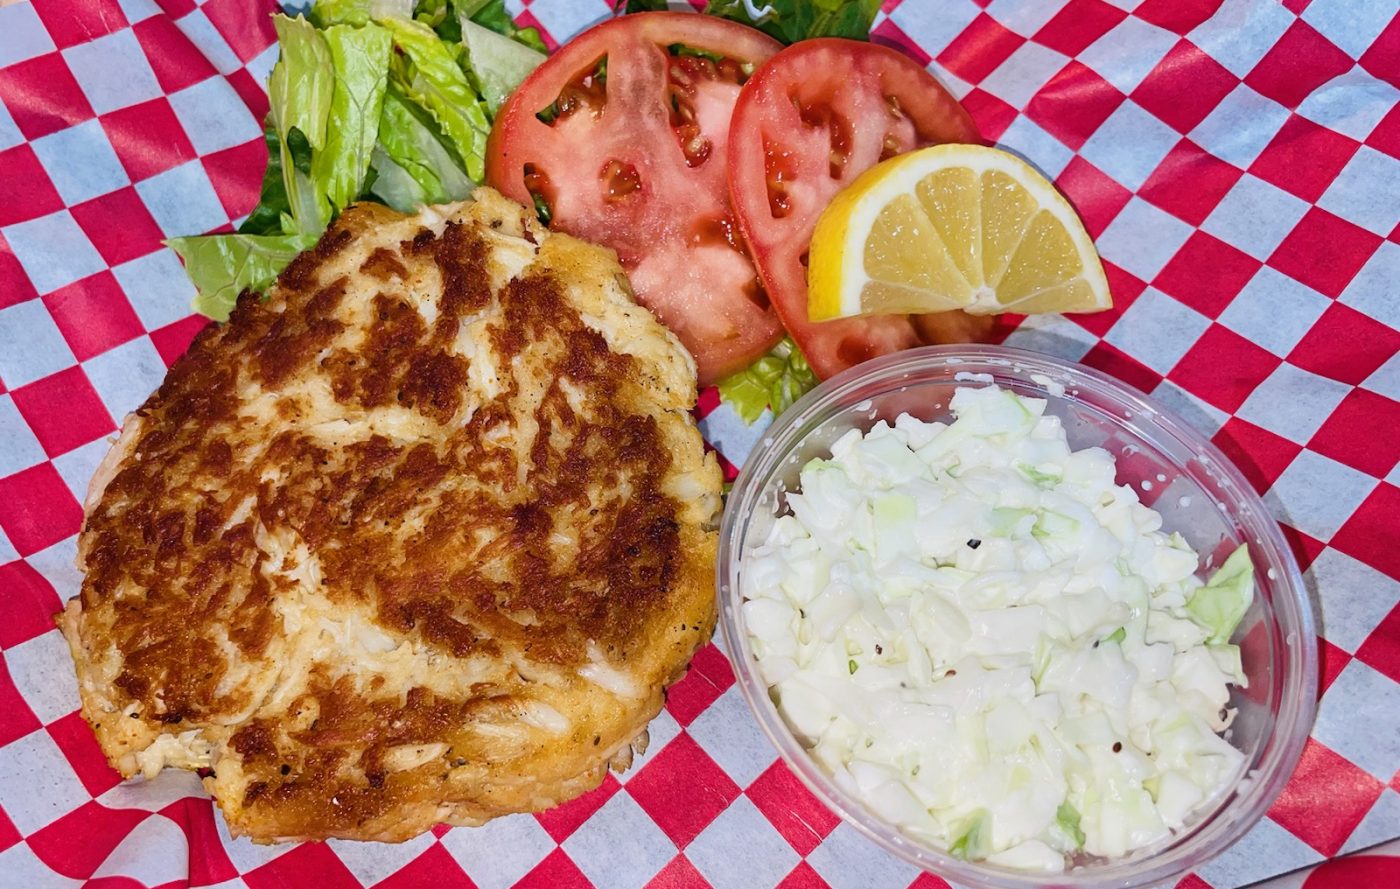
59;188;723;843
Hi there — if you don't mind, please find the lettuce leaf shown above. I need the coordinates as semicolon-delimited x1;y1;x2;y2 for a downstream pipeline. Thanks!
1187;544;1255;644
237;124;294;236
370;85;475;209
177;17;334;299
365;146;428;211
458;0;547;53
311;23;393;213
412;0;461;41
380;17;493;181
268;15;336;234
177;0;532;320
706;0;881;43
459;14;545;112
179;14;390;308
716;337;817;423
167;233;320;321
617;0;880;43
312;0;412;27
615;0;669;12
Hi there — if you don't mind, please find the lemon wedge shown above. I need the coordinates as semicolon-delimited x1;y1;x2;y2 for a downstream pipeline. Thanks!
808;144;1111;321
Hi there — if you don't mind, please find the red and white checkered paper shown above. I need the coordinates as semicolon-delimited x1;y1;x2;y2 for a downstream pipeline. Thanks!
0;0;1397;886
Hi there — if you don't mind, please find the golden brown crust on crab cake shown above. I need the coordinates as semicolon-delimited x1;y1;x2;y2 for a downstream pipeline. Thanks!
58;188;722;843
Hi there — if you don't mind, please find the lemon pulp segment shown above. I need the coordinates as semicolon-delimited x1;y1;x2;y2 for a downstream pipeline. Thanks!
808;145;1111;322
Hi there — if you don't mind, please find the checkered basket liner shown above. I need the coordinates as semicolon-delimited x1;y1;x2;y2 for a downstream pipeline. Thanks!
0;1;1396;887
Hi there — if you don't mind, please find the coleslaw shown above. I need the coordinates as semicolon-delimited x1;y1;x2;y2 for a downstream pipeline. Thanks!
742;385;1254;871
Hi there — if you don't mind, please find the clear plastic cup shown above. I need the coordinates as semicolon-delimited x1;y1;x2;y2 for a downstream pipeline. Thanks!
717;345;1316;889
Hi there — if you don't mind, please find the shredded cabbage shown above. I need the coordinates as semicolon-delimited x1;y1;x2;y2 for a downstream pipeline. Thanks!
744;385;1253;870
1187;544;1255;643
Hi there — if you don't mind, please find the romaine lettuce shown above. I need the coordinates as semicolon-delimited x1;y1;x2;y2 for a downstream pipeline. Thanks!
167;233;320;321
311;23;393;213
716;337;817;423
459;14;545;113
380;17;492;182
707;0;882;42
237;124;295;236
311;0;412;27
457;0;547;53
173;0;545;319
267;15;336;234
370;86;475;209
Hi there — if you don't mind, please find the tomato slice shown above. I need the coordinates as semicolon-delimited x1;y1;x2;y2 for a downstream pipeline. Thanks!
486;13;784;385
727;38;992;380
